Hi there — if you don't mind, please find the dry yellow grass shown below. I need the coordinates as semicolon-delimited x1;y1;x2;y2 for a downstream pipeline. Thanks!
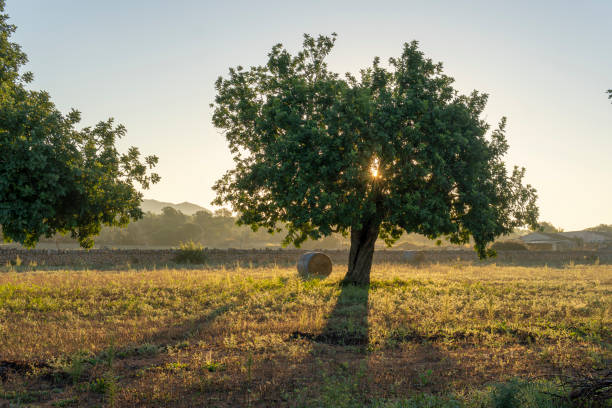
0;263;610;406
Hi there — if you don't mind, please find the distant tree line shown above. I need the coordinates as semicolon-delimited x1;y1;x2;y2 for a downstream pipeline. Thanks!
32;207;350;249
1;206;485;250
538;222;612;236
587;224;612;235
3;209;604;250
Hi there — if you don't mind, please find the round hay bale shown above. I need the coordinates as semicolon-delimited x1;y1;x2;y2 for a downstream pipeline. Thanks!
297;252;332;277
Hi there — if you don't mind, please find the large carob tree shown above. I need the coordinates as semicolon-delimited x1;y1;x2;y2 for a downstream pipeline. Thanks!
212;34;538;284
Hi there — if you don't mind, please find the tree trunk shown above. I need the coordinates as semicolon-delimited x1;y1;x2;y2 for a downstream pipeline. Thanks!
343;219;380;285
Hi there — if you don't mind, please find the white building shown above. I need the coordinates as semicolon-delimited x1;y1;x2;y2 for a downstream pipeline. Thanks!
519;232;578;251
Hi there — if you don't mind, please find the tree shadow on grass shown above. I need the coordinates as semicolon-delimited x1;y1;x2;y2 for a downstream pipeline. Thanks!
280;281;373;406
319;282;370;348
132;301;239;351
290;281;370;348
0;300;240;408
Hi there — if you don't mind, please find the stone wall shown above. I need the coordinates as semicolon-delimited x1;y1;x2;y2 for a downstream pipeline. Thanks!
1;247;611;269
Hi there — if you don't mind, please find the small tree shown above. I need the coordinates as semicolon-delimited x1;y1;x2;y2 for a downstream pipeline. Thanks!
212;34;538;284
0;1;159;248
538;221;562;233
608;89;611;102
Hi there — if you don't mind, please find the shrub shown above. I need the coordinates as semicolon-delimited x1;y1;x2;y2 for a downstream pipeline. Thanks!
173;240;207;264
90;372;117;396
10;255;22;266
486;378;571;408
136;343;160;356
371;393;462;407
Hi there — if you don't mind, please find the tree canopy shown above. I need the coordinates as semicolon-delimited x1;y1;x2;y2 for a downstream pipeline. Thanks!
212;34;538;284
0;1;159;248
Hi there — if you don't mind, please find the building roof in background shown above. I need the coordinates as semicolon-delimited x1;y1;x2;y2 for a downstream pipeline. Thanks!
519;232;576;243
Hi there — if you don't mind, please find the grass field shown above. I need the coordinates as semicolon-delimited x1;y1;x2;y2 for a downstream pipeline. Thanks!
0;263;610;407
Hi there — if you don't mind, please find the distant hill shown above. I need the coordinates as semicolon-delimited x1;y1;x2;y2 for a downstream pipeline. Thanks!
141;199;210;215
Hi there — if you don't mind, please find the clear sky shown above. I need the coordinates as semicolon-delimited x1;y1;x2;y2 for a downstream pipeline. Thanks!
6;0;612;231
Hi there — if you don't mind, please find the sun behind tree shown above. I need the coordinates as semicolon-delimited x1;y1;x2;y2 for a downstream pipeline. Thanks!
212;34;539;285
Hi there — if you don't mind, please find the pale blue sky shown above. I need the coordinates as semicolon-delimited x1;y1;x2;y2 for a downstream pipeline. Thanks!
6;0;612;231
